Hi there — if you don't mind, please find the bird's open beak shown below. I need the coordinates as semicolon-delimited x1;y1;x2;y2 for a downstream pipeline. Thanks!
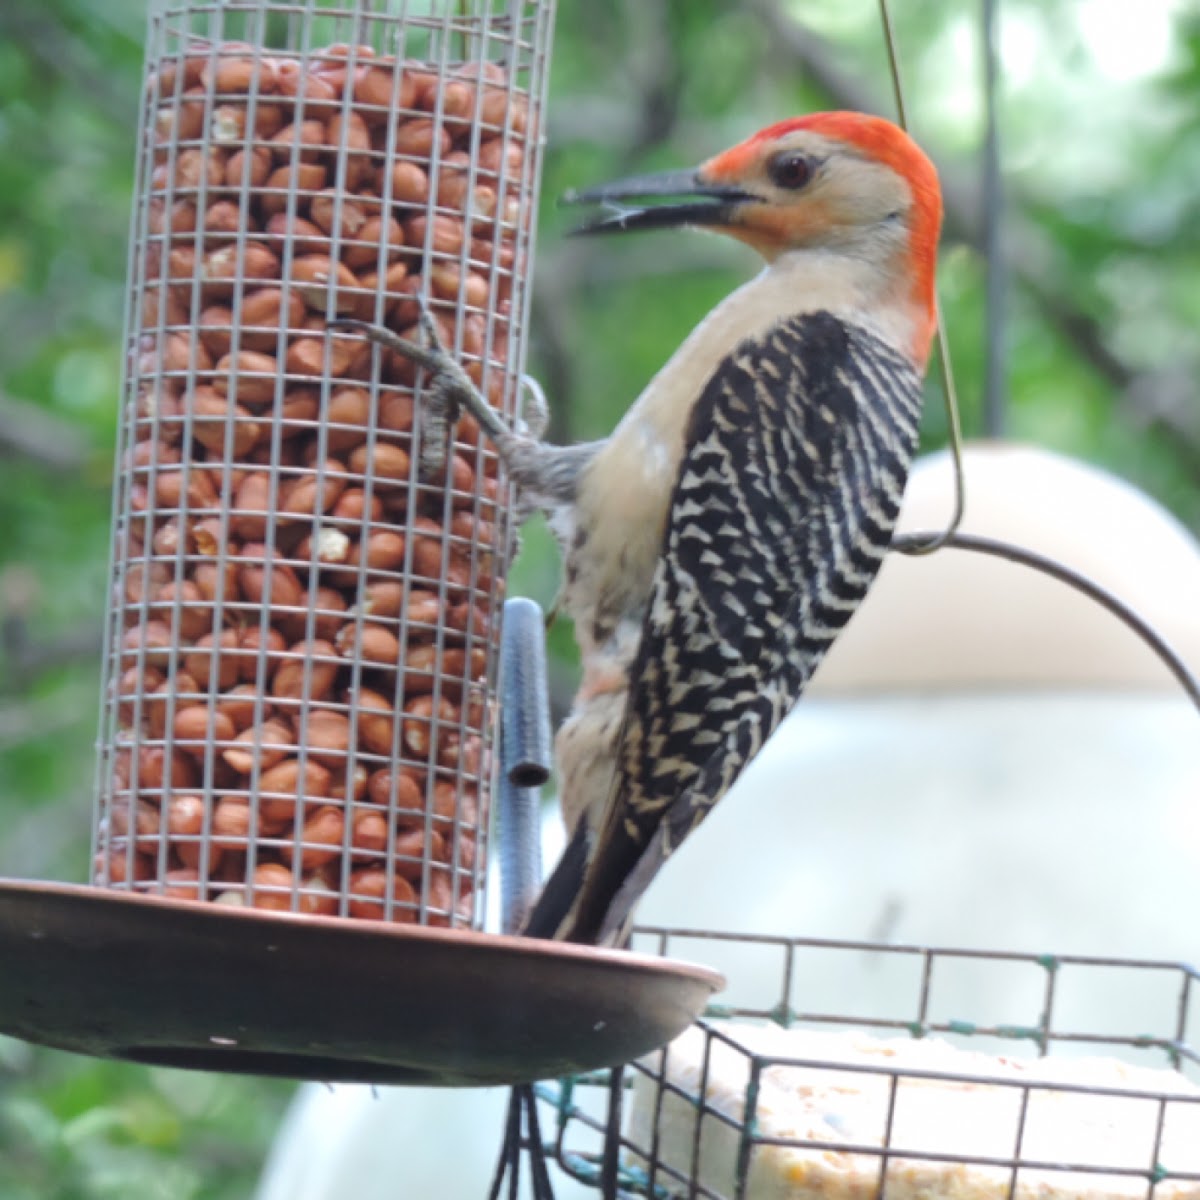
562;168;754;235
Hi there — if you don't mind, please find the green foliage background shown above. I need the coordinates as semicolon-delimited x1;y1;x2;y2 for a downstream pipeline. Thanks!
0;0;1197;1194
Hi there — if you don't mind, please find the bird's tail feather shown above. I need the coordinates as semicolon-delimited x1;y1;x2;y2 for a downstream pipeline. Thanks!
519;820;590;940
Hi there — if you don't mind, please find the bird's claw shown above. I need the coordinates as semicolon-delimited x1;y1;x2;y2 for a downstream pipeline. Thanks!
329;306;508;449
518;373;550;441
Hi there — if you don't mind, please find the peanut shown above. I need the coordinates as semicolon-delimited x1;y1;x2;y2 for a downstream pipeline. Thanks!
269;118;327;162
200;53;278;95
351;809;389;856
189;385;262;456
122;618;174;664
401;694;459;758
300;708;351;766
238;287;306;350
353;64;419;114
96;849;155;886
260;162;329;216
324;386;371;449
231;470;271;540
211;797;253;847
309;189;371;240
162;867;206;900
296;526;351;567
335;621;400;666
347;867;416;922
348;528;406;573
184;629;242;690
237;548;303;610
297;872;340;916
264;211;329;254
288;254;362;313
307;585;349;642
350;686;396;756
152;580;212;641
403;646;487;696
202;241;280;294
366;766;424;812
210;103;247;143
222;717;294;774
404;213;465;258
386;159;429;206
248;862;297;911
202;199;244;238
346;441;409;484
257;757;333;823
359;582;434;625
224;145;273;188
172;703;237;749
274;59;339;105
342;214;404;270
211;350;278;408
279;459;347;517
271;638;339;701
216;683;261;732
281;804;345;869
135;744;198;794
285;334;356;377
281;386;320;430
192;559;240;604
393;118;451;159
391;827;446;882
330;487;383;524
237;623;288;679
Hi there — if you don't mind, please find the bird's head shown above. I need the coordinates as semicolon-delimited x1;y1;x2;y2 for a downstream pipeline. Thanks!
566;111;942;365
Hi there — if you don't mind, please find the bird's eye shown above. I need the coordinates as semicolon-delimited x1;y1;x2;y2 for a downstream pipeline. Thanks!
768;152;813;190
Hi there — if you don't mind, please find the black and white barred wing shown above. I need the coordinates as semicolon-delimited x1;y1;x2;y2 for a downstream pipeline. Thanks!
564;311;924;944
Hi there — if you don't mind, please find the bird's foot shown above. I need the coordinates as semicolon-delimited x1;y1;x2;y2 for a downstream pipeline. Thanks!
329;309;509;476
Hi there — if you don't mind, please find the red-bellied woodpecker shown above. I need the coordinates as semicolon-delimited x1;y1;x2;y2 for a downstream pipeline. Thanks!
338;109;941;1200
339;109;942;953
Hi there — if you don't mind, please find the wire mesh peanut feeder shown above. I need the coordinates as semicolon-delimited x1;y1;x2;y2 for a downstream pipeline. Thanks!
102;0;556;927
0;0;723;1086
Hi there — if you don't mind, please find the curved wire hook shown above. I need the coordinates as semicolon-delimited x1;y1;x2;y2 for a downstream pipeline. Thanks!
890;529;1200;713
878;0;966;554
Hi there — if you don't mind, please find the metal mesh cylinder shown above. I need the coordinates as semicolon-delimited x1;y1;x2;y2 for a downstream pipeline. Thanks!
92;0;556;928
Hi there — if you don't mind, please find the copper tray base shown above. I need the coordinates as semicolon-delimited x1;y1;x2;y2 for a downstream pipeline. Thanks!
0;880;723;1086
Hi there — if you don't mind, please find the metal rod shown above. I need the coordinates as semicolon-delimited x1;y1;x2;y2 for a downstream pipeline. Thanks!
982;0;1007;436
498;597;550;934
501;596;554;787
891;528;1200;711
877;0;966;554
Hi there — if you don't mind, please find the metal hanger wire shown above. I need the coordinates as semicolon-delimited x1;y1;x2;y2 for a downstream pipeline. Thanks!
878;0;966;556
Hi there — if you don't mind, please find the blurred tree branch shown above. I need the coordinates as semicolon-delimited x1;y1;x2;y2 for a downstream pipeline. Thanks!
534;0;690;445
0;3;136;127
1;567;103;689
0;392;92;473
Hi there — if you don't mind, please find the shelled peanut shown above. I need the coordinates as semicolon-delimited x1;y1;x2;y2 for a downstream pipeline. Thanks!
96;42;534;926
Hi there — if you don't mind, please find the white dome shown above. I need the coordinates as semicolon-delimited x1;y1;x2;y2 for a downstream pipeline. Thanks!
812;442;1200;693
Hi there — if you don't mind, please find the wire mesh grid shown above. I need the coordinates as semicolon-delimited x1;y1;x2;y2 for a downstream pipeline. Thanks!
92;0;556;926
541;928;1200;1199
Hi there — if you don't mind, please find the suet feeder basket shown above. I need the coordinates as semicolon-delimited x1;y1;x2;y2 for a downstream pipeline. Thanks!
546;929;1200;1199
0;0;723;1087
